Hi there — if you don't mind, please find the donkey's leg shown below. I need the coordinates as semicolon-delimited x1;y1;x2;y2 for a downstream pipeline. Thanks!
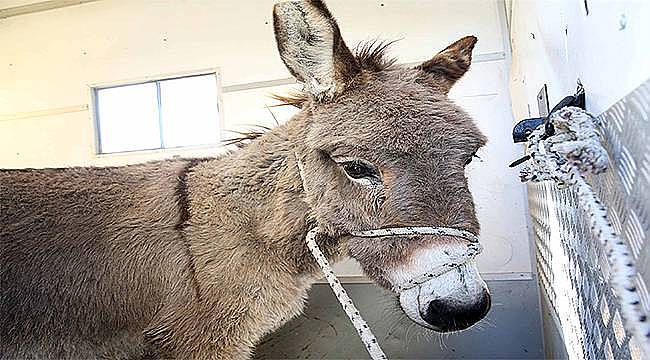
142;281;311;359
143;307;256;360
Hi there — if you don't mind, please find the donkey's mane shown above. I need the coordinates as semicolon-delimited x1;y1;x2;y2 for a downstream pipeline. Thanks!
354;39;398;73
224;40;397;148
222;126;273;148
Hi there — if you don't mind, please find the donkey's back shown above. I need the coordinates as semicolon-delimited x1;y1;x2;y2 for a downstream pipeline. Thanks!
0;160;197;358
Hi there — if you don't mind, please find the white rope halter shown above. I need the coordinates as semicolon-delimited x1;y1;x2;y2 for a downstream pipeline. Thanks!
296;154;482;359
350;227;481;292
519;106;650;355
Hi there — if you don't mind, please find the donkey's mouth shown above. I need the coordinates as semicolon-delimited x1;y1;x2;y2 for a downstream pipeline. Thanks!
397;262;491;332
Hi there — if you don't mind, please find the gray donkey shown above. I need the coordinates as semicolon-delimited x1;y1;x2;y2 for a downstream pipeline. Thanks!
0;1;490;358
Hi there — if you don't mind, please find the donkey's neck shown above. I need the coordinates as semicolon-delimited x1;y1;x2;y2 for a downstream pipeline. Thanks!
189;121;341;281
233;125;312;247
177;122;342;355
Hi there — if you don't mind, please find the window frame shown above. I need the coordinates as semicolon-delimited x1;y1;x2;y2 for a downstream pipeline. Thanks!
89;68;223;155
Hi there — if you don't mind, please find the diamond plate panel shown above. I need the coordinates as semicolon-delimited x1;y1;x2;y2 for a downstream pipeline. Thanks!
529;80;650;360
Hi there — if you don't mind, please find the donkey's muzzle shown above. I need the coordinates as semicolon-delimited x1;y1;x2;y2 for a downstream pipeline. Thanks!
421;289;491;332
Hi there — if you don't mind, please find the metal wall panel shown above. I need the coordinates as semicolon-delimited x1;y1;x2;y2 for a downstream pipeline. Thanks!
530;80;650;359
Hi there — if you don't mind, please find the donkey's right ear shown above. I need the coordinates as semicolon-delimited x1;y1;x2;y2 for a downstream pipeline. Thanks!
273;0;360;101
417;36;477;93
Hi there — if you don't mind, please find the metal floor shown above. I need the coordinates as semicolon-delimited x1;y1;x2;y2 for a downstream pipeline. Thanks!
254;280;544;359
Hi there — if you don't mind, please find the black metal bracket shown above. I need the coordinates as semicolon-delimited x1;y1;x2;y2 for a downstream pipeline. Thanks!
512;83;585;143
512;117;545;143
509;83;586;167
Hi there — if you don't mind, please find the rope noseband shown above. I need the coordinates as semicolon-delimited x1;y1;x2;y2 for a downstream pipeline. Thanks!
349;227;481;292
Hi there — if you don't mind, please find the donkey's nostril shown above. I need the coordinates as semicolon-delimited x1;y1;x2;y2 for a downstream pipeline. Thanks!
422;291;491;332
422;299;452;330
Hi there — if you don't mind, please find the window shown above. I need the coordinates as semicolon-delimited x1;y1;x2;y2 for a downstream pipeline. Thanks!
93;73;220;154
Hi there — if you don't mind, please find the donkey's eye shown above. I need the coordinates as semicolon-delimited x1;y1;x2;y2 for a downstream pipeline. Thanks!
465;152;480;165
341;160;379;180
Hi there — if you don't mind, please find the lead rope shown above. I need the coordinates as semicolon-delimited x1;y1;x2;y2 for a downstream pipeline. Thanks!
305;229;387;360
519;106;650;355
296;154;482;359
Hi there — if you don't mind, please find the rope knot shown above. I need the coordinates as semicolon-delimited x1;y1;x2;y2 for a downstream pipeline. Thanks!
520;106;608;186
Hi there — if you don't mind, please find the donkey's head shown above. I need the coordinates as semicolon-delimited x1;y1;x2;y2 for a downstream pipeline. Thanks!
274;0;490;332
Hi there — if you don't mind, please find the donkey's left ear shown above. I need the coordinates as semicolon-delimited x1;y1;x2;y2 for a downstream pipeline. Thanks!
273;0;360;101
417;36;477;93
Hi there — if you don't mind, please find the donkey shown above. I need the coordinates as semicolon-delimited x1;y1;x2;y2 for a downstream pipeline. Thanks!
0;1;490;359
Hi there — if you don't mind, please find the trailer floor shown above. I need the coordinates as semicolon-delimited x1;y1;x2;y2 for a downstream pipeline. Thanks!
255;279;544;359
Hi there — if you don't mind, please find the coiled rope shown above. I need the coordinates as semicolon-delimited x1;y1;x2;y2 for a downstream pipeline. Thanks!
519;106;650;355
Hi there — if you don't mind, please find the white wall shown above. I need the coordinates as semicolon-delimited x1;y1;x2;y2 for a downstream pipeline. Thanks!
0;0;532;277
509;0;650;118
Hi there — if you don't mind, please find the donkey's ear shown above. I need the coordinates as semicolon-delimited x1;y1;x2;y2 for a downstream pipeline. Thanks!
417;36;477;93
273;0;360;101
